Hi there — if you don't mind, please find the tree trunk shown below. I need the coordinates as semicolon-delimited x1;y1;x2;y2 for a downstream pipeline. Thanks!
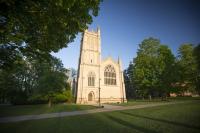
142;95;145;100
161;93;167;101
149;94;152;101
48;98;52;107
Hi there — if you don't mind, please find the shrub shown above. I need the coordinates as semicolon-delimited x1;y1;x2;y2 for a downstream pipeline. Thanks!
27;90;73;104
53;90;73;103
28;94;48;104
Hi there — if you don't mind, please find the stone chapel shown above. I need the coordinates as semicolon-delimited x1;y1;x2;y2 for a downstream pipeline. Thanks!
75;28;127;104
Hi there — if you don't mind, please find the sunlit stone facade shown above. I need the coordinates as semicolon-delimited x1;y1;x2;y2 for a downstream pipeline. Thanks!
76;28;127;104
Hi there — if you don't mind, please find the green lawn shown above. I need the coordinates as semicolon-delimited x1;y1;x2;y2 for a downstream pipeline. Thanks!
111;99;171;106
112;97;200;106
0;104;96;117
0;101;200;133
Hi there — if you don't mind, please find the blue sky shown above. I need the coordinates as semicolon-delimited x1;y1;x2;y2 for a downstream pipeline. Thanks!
52;0;200;70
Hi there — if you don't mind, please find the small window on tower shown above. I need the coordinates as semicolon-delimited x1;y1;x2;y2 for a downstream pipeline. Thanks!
91;59;92;63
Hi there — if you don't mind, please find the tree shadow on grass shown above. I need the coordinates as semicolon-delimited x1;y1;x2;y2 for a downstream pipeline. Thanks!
120;112;200;130
105;114;159;133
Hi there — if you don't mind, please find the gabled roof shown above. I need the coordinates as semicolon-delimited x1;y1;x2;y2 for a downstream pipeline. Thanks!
101;56;118;65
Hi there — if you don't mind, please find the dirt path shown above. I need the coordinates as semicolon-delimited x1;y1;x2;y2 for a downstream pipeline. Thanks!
0;101;188;123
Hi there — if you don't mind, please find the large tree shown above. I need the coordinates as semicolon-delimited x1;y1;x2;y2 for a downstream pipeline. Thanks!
0;0;101;104
193;44;200;94
157;45;176;99
36;71;67;107
0;54;69;105
130;37;176;99
124;62;136;99
0;0;101;69
133;37;160;99
177;44;198;94
30;56;69;107
193;44;200;70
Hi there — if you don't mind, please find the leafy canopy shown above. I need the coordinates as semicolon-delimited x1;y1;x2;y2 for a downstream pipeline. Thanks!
177;44;199;93
0;0;101;68
131;37;176;98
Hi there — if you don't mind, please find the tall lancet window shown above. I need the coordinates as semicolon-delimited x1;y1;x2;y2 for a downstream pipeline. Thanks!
104;65;116;85
88;72;95;86
90;37;94;50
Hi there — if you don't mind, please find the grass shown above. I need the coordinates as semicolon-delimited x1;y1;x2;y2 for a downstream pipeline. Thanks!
0;103;97;117
0;97;199;117
111;96;200;106
0;100;200;133
112;99;171;106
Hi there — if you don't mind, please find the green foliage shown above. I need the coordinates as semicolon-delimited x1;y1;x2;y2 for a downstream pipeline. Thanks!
133;38;161;98
0;0;101;105
53;90;73;103
0;56;34;104
135;38;160;84
35;63;68;106
126;37;177;99
177;44;198;93
36;71;67;95
125;38;199;99
193;44;200;70
0;0;101;69
193;44;200;94
0;54;71;105
157;45;176;97
28;90;73;104
28;94;48;104
124;62;136;99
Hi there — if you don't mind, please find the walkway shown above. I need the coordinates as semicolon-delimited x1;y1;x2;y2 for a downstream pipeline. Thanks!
0;101;187;123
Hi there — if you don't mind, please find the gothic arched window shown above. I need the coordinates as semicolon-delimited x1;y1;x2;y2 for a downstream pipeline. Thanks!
88;72;95;86
104;65;116;85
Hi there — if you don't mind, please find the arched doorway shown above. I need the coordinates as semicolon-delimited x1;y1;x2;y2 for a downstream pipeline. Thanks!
88;91;94;102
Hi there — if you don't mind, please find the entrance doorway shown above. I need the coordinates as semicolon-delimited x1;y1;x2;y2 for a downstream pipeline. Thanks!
88;91;94;102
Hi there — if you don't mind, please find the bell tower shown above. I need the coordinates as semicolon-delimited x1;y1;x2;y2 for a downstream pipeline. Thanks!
80;28;101;65
76;28;101;104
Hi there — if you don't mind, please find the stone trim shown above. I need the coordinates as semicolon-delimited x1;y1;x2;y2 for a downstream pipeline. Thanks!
76;98;127;104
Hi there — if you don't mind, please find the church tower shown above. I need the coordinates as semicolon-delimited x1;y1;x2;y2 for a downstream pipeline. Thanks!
76;28;127;104
76;28;101;104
